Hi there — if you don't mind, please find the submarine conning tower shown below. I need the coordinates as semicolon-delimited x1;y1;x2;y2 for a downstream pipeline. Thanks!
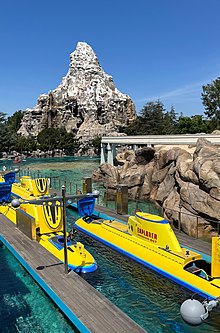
19;200;63;237
19;176;49;197
127;212;182;253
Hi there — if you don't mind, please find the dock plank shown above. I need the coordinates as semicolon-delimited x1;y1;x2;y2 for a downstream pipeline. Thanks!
0;213;146;333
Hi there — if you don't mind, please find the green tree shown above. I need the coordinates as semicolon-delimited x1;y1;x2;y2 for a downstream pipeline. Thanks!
124;117;142;135
2;110;25;152
124;101;178;135
161;106;178;134
14;136;37;153
0;112;8;152
201;77;220;129
37;127;79;154
6;110;24;133
177;115;209;134
140;101;164;134
59;131;80;155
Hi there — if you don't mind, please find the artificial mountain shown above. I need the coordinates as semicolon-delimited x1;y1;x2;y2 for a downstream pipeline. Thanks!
18;42;136;142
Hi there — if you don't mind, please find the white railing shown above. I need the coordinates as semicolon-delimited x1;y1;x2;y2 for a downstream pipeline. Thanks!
101;134;220;145
101;134;220;164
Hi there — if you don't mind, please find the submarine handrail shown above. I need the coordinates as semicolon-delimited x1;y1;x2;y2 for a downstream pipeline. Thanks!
133;199;220;241
199;269;210;280
158;246;194;260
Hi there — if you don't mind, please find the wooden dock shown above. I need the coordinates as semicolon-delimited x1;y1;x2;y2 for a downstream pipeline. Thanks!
0;213;146;333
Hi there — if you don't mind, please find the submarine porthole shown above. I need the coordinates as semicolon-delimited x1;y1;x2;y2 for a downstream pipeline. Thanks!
57;237;64;244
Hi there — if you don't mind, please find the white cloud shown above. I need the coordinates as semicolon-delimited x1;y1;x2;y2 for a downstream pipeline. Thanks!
135;74;219;104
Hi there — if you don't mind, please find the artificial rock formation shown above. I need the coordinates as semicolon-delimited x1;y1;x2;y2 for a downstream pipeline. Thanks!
93;138;220;238
18;42;136;141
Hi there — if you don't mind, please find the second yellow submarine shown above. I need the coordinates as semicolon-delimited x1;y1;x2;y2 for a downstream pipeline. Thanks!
75;196;220;299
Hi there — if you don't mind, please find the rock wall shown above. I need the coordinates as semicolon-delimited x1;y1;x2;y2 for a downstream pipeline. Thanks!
18;42;136;141
93;138;220;238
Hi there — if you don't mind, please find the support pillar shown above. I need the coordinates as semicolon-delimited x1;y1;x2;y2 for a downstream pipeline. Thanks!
116;184;128;215
112;144;116;164
107;143;114;165
100;143;106;164
82;177;92;193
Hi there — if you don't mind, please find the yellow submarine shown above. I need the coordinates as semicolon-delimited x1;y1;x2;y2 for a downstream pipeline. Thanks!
0;172;97;273
0;171;49;200
13;175;49;200
13;176;49;199
75;196;220;299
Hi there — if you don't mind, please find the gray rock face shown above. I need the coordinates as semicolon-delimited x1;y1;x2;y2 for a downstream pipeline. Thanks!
18;42;136;140
93;138;220;238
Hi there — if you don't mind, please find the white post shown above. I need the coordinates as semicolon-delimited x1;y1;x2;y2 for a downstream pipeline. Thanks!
100;142;106;164
107;143;114;165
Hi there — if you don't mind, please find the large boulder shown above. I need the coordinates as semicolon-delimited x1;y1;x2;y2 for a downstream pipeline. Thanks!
176;151;199;184
180;182;220;220
152;163;176;204
193;138;220;200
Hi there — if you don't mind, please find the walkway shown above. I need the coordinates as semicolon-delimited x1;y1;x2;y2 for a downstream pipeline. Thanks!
101;134;220;164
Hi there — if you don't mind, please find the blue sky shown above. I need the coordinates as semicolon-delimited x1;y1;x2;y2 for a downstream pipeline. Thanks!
1;0;220;118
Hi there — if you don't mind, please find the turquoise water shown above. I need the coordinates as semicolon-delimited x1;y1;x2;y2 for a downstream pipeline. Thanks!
1;156;102;197
0;243;78;333
1;156;220;332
